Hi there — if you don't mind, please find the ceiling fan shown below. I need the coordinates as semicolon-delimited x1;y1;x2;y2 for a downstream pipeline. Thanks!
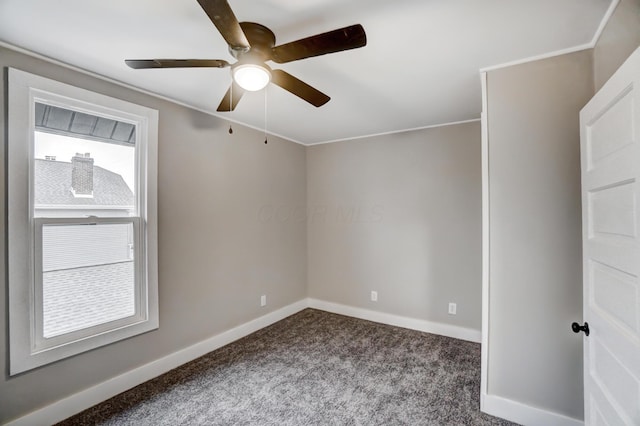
125;0;367;112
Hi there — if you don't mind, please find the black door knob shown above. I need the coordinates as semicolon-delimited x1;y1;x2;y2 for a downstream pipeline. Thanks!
571;322;589;336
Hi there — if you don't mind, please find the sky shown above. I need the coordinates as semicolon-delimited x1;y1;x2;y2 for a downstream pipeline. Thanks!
34;131;136;191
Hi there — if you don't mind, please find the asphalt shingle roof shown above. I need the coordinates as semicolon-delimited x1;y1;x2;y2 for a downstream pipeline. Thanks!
35;159;134;207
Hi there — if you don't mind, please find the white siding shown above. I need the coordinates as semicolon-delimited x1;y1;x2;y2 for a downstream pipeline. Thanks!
42;223;132;271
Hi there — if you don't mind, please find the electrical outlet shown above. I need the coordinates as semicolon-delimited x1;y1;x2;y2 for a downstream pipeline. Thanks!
260;295;267;307
371;291;378;302
448;302;457;315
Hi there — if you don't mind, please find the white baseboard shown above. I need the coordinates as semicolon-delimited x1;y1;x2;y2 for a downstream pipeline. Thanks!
307;298;482;343
6;299;308;426
482;393;583;426
8;298;583;426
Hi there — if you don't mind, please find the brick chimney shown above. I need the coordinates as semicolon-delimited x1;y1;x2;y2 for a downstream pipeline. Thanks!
71;152;94;197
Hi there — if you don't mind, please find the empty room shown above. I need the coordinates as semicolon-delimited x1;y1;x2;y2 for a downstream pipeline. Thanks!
1;0;639;425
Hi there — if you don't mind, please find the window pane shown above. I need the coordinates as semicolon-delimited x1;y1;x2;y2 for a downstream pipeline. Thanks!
42;222;136;338
34;103;136;218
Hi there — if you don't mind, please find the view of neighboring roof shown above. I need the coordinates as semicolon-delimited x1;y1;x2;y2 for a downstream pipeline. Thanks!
35;159;134;207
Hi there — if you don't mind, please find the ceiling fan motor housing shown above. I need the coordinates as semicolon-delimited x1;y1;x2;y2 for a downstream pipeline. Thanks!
230;22;276;61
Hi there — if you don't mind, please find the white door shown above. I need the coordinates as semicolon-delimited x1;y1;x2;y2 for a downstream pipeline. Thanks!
579;46;640;425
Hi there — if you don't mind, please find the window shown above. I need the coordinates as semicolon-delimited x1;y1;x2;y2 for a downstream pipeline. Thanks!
8;68;158;375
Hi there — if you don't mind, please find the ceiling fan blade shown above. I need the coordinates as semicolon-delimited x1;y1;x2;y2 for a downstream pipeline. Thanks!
270;24;366;64
216;82;245;112
125;59;230;69
271;69;330;107
197;0;250;51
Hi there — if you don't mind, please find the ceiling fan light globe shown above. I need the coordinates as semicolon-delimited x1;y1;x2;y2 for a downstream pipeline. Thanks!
233;64;271;91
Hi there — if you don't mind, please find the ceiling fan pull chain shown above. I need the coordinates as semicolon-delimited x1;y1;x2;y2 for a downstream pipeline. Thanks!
228;82;233;134
264;88;268;144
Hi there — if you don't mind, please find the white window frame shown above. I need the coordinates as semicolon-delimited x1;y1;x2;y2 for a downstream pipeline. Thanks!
8;68;159;375
34;217;143;349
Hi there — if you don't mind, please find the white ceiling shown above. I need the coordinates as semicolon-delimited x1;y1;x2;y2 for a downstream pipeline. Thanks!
0;0;613;145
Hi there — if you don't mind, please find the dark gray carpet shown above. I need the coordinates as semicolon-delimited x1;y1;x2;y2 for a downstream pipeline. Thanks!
58;309;516;425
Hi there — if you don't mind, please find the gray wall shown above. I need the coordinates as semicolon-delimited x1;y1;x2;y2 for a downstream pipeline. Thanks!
593;0;640;91
307;122;482;331
0;46;308;423
485;50;593;419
